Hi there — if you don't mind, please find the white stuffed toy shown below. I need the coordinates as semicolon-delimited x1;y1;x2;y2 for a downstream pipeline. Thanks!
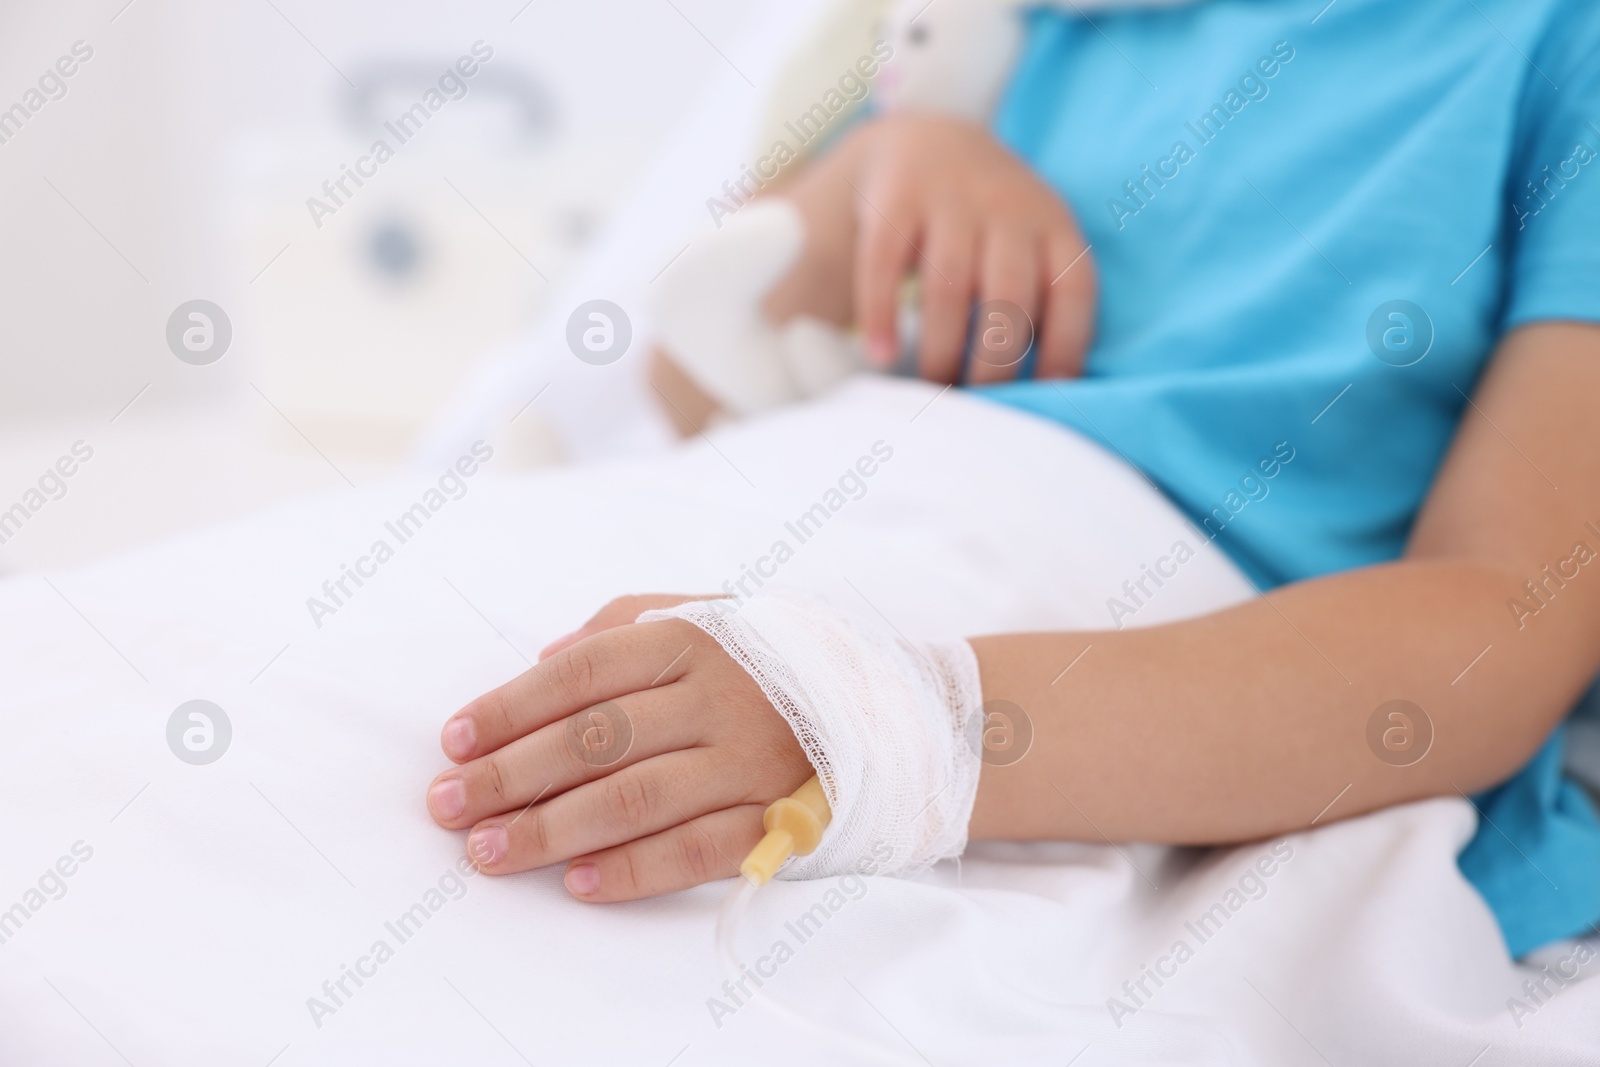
651;0;1196;417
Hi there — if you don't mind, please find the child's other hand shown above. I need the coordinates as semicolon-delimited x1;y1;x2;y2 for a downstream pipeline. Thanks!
769;113;1096;385
426;595;813;901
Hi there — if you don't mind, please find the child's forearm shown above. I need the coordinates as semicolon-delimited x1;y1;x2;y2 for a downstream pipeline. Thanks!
968;558;1591;843
969;322;1600;845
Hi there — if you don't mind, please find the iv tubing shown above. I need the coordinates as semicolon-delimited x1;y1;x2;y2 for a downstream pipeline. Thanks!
715;776;923;1065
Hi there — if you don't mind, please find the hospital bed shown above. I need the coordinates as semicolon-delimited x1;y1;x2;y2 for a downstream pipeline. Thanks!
4;377;1594;1065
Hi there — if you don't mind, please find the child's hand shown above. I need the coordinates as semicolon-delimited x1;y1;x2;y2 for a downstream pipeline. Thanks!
767;113;1096;385
426;595;813;901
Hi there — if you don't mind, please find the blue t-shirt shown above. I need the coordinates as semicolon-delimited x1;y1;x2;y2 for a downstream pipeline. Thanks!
980;0;1600;955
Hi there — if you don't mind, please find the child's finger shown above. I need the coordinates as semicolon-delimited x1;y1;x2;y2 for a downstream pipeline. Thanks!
853;185;919;368
442;620;700;762
969;226;1040;385
538;593;698;660
917;215;978;385
564;804;767;902
1036;229;1096;380
428;683;702;830
462;750;749;877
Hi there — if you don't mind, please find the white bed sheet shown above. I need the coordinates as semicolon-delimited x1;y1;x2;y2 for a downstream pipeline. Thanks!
2;378;1596;1066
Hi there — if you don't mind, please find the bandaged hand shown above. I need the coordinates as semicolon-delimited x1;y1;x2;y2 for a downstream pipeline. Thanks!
769;113;1097;385
427;588;984;900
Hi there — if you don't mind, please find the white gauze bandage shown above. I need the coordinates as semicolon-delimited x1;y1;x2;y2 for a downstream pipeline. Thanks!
639;587;984;880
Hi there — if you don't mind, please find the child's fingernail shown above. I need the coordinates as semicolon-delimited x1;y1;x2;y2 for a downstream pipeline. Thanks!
566;863;600;896
469;826;508;868
428;779;466;820
442;716;475;760
866;336;895;368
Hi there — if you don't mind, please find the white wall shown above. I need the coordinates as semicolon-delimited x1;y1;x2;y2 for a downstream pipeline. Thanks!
0;0;761;571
